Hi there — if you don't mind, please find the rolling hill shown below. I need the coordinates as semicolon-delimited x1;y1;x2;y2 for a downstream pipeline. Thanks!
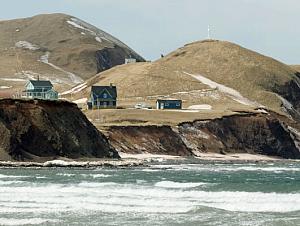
0;13;145;94
67;40;300;120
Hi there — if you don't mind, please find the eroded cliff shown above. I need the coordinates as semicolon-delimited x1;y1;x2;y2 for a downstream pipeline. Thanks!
106;125;192;156
0;99;119;161
105;113;300;159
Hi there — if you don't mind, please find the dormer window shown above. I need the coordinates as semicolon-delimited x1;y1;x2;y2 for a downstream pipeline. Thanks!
103;93;107;98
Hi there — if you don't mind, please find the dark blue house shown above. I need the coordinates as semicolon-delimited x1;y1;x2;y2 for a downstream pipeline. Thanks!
87;85;117;109
156;99;182;110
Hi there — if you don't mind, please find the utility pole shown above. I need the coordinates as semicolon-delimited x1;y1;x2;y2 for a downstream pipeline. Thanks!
207;25;211;39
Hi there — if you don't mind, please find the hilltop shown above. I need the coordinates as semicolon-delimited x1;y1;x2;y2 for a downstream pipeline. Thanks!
0;13;144;94
67;39;300;121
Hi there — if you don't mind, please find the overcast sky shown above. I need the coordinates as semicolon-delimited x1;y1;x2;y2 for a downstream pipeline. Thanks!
1;0;299;63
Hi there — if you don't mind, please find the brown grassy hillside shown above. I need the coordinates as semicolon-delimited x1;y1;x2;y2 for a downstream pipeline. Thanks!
291;65;300;72
68;40;300;120
0;13;144;94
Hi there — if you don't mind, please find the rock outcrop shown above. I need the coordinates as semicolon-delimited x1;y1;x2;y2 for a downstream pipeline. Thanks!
0;99;119;161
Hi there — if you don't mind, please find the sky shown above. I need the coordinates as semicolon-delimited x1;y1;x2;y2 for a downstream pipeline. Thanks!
0;0;299;63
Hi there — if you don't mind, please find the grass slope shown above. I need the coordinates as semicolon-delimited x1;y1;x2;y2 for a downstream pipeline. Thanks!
0;13;144;94
69;40;299;118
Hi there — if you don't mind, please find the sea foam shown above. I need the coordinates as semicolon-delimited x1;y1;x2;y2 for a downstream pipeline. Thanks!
0;182;299;214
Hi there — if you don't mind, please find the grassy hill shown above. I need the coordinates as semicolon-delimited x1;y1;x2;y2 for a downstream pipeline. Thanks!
291;65;300;72
68;40;300;121
0;13;144;94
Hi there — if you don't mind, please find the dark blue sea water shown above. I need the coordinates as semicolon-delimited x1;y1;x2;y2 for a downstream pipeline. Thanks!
0;160;299;225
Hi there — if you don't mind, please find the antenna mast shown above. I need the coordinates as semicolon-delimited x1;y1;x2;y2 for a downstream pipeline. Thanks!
207;25;211;39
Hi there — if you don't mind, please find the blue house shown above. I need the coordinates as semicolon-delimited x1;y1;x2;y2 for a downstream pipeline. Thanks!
23;79;58;100
88;85;117;109
156;99;182;110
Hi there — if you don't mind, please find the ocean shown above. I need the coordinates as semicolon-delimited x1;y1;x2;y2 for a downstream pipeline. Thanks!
0;159;299;226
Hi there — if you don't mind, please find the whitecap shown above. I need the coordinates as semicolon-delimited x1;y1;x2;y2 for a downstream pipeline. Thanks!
0;174;30;179
78;182;117;187
80;174;111;178
0;218;59;225
155;181;206;188
0;181;25;185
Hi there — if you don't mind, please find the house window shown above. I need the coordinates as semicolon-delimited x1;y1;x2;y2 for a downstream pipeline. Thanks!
176;103;180;106
165;103;169;106
103;93;107;98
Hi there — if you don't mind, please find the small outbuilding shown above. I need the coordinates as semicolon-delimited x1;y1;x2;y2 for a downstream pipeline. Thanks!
125;58;137;64
156;99;182;110
88;84;117;109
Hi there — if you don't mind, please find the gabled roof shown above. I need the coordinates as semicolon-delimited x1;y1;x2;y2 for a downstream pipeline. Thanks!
157;99;182;102
91;86;117;98
29;80;53;87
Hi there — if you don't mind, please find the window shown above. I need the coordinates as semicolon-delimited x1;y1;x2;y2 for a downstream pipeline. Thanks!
165;103;169;106
176;102;180;107
103;93;107;98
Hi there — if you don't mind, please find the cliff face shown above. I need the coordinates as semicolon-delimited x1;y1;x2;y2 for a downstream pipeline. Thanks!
0;99;119;161
107;125;192;156
179;114;300;159
105;113;300;159
95;46;144;73
274;73;300;121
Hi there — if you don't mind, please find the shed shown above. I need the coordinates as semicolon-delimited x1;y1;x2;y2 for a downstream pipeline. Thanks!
156;99;182;110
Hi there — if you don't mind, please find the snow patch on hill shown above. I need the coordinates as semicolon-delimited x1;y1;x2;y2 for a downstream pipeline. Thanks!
0;86;11;89
66;17;135;50
15;41;40;50
188;104;212;110
60;82;87;95
95;37;102;43
73;98;87;104
39;52;83;84
0;78;26;82
183;72;258;106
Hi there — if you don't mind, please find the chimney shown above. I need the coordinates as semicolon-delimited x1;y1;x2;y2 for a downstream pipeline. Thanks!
110;83;113;88
37;75;39;81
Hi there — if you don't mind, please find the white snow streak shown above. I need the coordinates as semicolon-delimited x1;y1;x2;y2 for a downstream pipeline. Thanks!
60;82;87;95
73;98;88;104
0;86;11;89
15;41;40;51
0;78;26;82
95;37;102;43
66;20;88;30
188;105;212;110
39;52;83;84
183;72;258;106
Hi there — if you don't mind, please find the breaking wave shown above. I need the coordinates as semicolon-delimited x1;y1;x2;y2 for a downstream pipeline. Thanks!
0;218;59;225
0;181;299;214
155;181;207;188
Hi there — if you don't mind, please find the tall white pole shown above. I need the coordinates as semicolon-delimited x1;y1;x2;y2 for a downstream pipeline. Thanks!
208;25;211;39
